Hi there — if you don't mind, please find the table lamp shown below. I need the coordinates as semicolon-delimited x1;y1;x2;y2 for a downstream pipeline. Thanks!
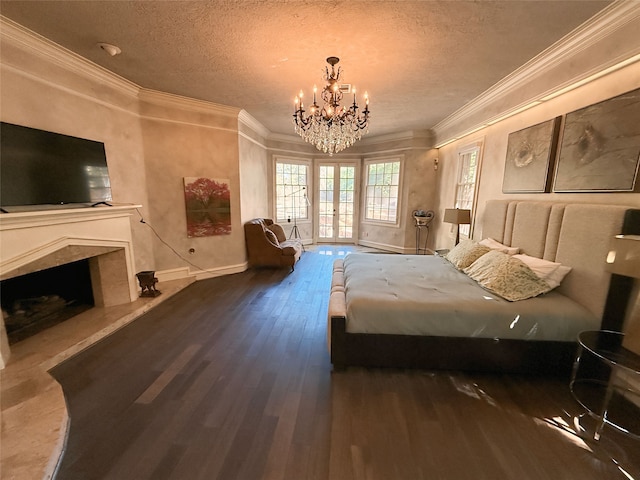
443;208;471;245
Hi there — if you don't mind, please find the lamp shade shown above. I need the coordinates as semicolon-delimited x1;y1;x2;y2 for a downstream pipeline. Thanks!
443;208;471;225
605;235;640;279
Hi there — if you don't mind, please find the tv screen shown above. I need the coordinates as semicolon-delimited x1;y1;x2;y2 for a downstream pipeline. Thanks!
0;122;112;208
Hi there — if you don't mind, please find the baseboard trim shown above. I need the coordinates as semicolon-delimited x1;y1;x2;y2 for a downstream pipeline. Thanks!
356;239;413;254
154;262;249;282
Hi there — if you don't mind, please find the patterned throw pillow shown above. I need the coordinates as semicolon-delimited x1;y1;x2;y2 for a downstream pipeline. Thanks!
445;239;491;270
265;228;280;247
464;250;552;301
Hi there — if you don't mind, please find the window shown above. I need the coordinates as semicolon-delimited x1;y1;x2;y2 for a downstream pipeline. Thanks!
364;159;401;223
454;141;483;238
275;160;309;223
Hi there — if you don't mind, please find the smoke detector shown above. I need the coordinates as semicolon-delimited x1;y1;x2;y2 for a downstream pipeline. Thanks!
97;42;121;57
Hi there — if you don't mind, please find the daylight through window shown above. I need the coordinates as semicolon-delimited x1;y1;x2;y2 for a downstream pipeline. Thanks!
364;160;401;223
275;161;309;223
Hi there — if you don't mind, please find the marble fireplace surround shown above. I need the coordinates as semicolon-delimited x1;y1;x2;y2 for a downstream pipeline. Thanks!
0;205;141;365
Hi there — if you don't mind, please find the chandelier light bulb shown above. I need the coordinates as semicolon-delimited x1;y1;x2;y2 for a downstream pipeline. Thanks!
292;56;371;155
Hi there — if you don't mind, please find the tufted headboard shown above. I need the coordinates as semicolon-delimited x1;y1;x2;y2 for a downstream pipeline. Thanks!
481;200;638;322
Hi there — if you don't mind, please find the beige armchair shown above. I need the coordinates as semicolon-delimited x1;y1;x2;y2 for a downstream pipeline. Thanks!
244;218;303;270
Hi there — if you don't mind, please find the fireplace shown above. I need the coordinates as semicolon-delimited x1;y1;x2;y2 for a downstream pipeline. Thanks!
0;205;140;367
1;259;95;344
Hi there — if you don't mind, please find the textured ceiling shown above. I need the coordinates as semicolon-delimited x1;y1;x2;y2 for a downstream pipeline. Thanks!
0;0;612;137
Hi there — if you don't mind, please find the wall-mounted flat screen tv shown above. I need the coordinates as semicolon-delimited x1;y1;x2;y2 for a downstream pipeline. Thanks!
0;122;112;208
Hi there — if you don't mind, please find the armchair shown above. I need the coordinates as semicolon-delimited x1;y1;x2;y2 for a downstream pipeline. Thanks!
244;218;303;270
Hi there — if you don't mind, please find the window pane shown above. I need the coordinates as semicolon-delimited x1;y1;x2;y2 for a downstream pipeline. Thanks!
275;161;309;223
454;145;481;239
364;160;400;223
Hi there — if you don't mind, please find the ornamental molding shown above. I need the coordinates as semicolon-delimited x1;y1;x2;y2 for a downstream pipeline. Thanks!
432;1;640;141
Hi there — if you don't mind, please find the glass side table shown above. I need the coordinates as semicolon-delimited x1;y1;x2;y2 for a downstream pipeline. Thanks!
570;330;640;441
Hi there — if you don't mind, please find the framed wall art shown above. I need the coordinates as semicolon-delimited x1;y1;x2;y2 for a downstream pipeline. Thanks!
502;117;561;193
183;177;231;237
553;87;640;192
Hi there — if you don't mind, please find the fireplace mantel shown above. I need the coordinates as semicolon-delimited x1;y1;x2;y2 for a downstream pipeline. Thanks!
0;203;142;233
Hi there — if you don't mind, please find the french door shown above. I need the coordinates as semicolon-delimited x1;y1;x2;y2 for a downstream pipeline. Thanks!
317;163;357;243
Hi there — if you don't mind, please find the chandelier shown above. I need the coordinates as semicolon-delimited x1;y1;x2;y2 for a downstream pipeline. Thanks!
293;56;370;155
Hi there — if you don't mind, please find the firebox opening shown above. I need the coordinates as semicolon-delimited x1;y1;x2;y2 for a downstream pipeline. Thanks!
1;259;95;344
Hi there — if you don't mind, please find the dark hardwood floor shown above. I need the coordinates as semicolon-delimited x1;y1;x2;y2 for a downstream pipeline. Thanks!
50;246;640;480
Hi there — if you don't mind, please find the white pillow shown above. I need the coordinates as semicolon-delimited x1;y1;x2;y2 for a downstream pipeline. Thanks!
513;254;572;289
479;238;520;255
546;265;572;289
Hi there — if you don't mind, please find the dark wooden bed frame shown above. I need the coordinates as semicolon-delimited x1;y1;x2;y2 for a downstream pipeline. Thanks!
330;208;640;376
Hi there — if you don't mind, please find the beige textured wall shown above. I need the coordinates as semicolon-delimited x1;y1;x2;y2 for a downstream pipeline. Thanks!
139;110;245;273
432;60;640;250
0;37;155;270
0;29;254;276
238;124;269;223
402;148;439;252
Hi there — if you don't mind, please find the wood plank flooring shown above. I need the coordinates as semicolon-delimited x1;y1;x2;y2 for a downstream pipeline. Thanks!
50;246;640;480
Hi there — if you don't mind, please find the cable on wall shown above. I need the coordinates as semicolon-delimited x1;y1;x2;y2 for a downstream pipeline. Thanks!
135;208;210;274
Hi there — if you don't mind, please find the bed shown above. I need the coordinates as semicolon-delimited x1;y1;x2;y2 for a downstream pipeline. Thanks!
328;200;640;375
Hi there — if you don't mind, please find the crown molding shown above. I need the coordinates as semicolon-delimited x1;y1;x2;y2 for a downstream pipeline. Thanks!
432;1;640;138
137;89;240;118
358;129;433;147
1;16;241;122
268;132;308;145
267;129;433;150
0;15;139;98
238;110;271;138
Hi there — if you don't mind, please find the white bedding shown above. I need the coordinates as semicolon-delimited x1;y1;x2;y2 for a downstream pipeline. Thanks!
343;253;599;342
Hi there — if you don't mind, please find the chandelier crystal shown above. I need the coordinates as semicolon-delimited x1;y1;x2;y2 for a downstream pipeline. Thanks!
293;57;370;155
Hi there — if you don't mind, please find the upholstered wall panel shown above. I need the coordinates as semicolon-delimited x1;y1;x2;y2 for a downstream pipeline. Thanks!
555;204;628;319
481;200;509;243
503;202;518;246
543;205;566;261
511;203;553;258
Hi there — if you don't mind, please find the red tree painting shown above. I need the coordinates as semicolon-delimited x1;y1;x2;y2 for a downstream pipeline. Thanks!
183;177;231;237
